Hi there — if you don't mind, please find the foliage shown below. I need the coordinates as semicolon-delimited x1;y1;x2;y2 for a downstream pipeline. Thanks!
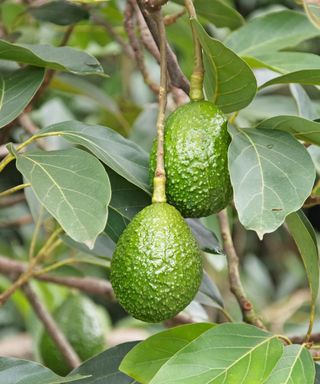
0;0;319;383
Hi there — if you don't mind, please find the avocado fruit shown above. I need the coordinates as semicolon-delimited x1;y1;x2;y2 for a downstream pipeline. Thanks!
150;100;232;218
39;293;108;375
110;202;202;322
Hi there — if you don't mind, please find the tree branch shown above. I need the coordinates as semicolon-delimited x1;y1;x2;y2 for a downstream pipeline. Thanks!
22;283;81;369
218;209;265;329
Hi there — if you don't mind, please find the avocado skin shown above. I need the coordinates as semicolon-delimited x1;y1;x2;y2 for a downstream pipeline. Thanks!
150;101;232;218
39;294;107;376
110;203;202;322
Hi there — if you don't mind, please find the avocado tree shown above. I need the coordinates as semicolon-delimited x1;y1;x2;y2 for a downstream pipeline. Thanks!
0;0;319;383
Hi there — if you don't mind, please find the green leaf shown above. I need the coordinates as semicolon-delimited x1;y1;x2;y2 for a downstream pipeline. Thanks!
197;271;224;308
29;0;89;25
121;323;283;384
15;148;111;248
0;66;45;129
68;341;139;383
256;115;320;146
173;0;244;29
120;323;214;383
245;52;320;74
316;364;320;384
193;20;257;113
286;210;319;314
186;218;222;255
265;345;315;383
0;39;104;75
225;10;320;56
228;126;315;238
40;121;150;193
261;70;320;88
0;357;87;384
290;84;317;120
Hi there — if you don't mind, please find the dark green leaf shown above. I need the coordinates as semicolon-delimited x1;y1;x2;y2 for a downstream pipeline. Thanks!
256;115;320;146
29;1;89;25
265;345;315;383
174;0;244;29
0;66;45;129
68;341;139;383
40;121;150;193
0;39;104;75
186;218;222;255
261;70;320;88
121;323;283;384
193;20;257;113
120;323;214;384
0;357;87;384
16;148;111;248
228;126;315;238
286;210;319;314
225;10;320;56
197;270;224;308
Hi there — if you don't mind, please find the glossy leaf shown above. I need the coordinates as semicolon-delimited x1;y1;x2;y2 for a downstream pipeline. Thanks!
225;10;320;56
40;121;150;193
0;357;87;384
16;148;111;248
265;345;315;383
29;1;89;25
261;70;320;88
256;115;320;146
120;323;214;383
228;126;315;238
193;20;257;113
174;0;244;29
121;323;283;384
286;211;319;316
0;66;45;129
68;341;139;383
0;39;103;75
186;218;222;255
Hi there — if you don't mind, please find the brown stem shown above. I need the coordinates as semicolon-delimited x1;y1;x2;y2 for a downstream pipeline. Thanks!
164;9;186;25
136;0;190;94
151;9;168;203
18;114;47;150
124;1;159;94
0;256;115;299
22;283;81;369
218;209;265;329
141;0;169;11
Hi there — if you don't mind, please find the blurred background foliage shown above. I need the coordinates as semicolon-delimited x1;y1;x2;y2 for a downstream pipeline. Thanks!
0;0;319;363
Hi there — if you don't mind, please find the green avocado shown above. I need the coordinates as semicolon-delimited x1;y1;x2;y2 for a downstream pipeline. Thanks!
39;293;108;375
110;202;202;322
150;100;232;217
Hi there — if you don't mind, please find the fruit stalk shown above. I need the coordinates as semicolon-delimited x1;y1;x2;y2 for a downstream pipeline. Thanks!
184;0;204;101
152;9;168;203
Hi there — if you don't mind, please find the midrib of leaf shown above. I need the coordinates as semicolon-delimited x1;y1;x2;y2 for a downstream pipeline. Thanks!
284;347;303;384
0;75;5;110
203;47;218;103
207;336;278;383
23;155;90;239
237;128;265;235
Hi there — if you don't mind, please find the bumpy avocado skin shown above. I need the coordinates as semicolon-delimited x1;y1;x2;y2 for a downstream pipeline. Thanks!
150;101;232;218
39;294;107;376
110;203;202;323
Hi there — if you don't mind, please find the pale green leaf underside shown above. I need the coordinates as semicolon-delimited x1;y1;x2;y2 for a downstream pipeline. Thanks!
0;66;44;129
0;39;104;75
16;148;111;248
261;70;320;88
193;20;257;113
40;121;150;193
256;115;320;146
228;127;315;238
265;345;315;384
0;357;88;384
286;210;319;305
225;10;320;56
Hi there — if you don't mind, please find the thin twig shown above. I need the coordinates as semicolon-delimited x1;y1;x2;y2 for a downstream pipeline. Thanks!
218;209;265;329
164;9;186;25
141;0;169;11
22;283;81;369
136;0;190;94
124;1;159;94
0;183;31;198
18;113;47;150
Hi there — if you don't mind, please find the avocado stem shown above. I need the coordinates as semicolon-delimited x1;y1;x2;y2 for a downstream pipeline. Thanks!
152;9;168;203
184;0;204;101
